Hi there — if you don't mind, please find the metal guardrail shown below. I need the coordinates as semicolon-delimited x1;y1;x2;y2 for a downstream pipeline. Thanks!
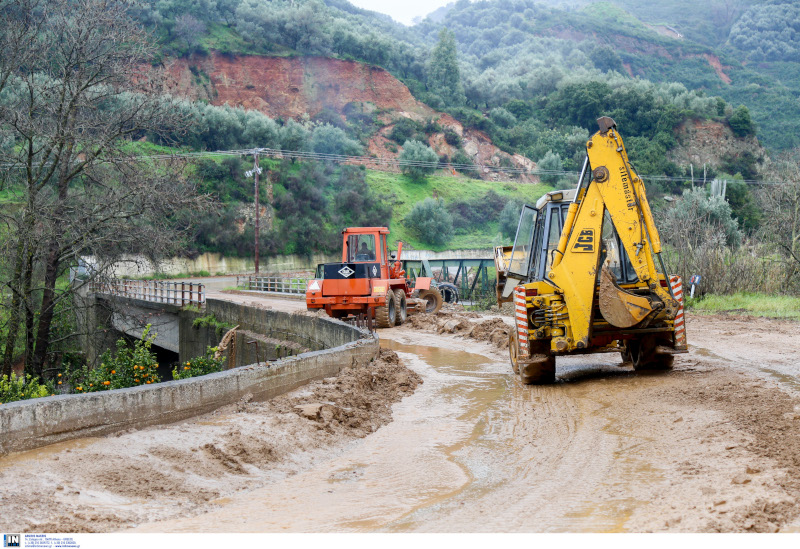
89;279;205;305
237;275;309;295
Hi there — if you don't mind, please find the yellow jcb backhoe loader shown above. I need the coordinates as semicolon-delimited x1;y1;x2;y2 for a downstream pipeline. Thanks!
496;117;687;383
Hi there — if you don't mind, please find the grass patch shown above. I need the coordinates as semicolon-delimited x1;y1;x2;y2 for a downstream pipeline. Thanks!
137;270;211;280
0;186;25;204
365;169;551;251
687;292;800;320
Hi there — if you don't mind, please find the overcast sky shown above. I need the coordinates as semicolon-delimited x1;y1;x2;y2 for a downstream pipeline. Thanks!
347;0;455;26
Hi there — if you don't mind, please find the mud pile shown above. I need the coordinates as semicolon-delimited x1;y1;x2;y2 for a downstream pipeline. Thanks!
0;350;419;533
405;310;511;350
275;349;421;436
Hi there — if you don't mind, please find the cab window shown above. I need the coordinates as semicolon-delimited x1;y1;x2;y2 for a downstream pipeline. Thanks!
508;205;537;278
543;208;562;275
601;211;638;283
348;234;376;262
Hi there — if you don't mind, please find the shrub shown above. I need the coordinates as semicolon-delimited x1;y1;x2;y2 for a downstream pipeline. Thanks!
173;347;225;380
389;117;423;144
537;150;563;184
443;127;462;147
489;107;517;129
0;373;52;404
404;198;453;247
451;149;474;175
399;140;439;181
499;200;523;240
450;191;506;230
664;188;742;249
308;124;363;156
67;325;161;393
728;105;756;138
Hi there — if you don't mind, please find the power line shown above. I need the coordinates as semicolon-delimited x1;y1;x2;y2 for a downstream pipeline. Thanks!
0;145;786;187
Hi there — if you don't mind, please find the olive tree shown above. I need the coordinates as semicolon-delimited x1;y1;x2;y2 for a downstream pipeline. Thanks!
404;198;453;247
398;139;439;181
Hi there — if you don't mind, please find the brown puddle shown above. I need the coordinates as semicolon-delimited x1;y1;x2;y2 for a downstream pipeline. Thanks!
0;437;101;469
759;367;800;393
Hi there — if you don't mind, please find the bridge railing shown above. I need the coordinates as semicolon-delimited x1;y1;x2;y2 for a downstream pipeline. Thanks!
237;275;309;295
89;279;205;306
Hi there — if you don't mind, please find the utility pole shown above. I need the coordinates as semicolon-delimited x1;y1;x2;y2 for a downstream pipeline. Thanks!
245;150;263;274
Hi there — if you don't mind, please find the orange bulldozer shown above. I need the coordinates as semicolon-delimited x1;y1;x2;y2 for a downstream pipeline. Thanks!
305;227;444;328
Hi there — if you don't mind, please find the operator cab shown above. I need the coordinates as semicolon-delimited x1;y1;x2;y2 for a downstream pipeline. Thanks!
348;233;377;262
314;227;390;282
504;188;637;296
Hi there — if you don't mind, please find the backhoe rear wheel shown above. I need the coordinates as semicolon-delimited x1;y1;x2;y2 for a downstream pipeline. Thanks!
518;353;556;385
510;331;555;384
418;288;443;314
622;337;674;370
393;289;407;325
375;291;397;328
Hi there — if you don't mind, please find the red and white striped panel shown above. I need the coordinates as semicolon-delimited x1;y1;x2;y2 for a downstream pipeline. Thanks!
514;286;529;356
670;275;687;348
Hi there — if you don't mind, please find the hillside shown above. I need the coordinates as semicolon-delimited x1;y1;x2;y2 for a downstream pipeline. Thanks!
167;53;538;180
413;0;800;150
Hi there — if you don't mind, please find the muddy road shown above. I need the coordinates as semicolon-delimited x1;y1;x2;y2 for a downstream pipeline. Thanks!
2;292;800;533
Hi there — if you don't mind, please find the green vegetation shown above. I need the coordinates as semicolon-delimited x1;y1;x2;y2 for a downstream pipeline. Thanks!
729;2;800;62
427;27;465;107
139;270;211;280
398;140;439;181
66;327;161;393
0;373;53;404
404;198;454;247
172;347;225;380
192;315;236;337
688;293;800;320
365;169;550;251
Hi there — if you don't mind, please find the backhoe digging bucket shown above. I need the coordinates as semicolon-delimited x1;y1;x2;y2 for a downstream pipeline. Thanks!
598;266;654;328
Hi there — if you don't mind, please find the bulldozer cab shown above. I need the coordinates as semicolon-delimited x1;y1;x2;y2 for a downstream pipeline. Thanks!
340;227;390;267
506;189;637;290
347;233;377;262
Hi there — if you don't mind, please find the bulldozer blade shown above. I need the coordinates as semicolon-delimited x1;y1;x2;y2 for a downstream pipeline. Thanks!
598;266;654;328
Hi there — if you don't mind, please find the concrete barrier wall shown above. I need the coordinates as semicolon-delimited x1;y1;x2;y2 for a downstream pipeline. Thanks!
0;303;378;455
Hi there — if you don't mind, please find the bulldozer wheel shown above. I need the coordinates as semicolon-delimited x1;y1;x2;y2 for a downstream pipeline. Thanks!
375;291;397;328
623;337;674;371
518;354;556;385
418;288;443;314
508;330;520;374
393;289;407;325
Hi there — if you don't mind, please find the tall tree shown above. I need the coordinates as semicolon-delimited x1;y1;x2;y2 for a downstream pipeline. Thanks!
0;0;205;377
758;149;800;285
427;27;465;107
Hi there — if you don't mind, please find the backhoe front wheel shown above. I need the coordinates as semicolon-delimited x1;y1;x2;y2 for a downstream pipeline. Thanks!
375;291;397;328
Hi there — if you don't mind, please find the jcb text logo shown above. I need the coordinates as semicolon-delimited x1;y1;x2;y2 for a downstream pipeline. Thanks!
572;229;595;253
